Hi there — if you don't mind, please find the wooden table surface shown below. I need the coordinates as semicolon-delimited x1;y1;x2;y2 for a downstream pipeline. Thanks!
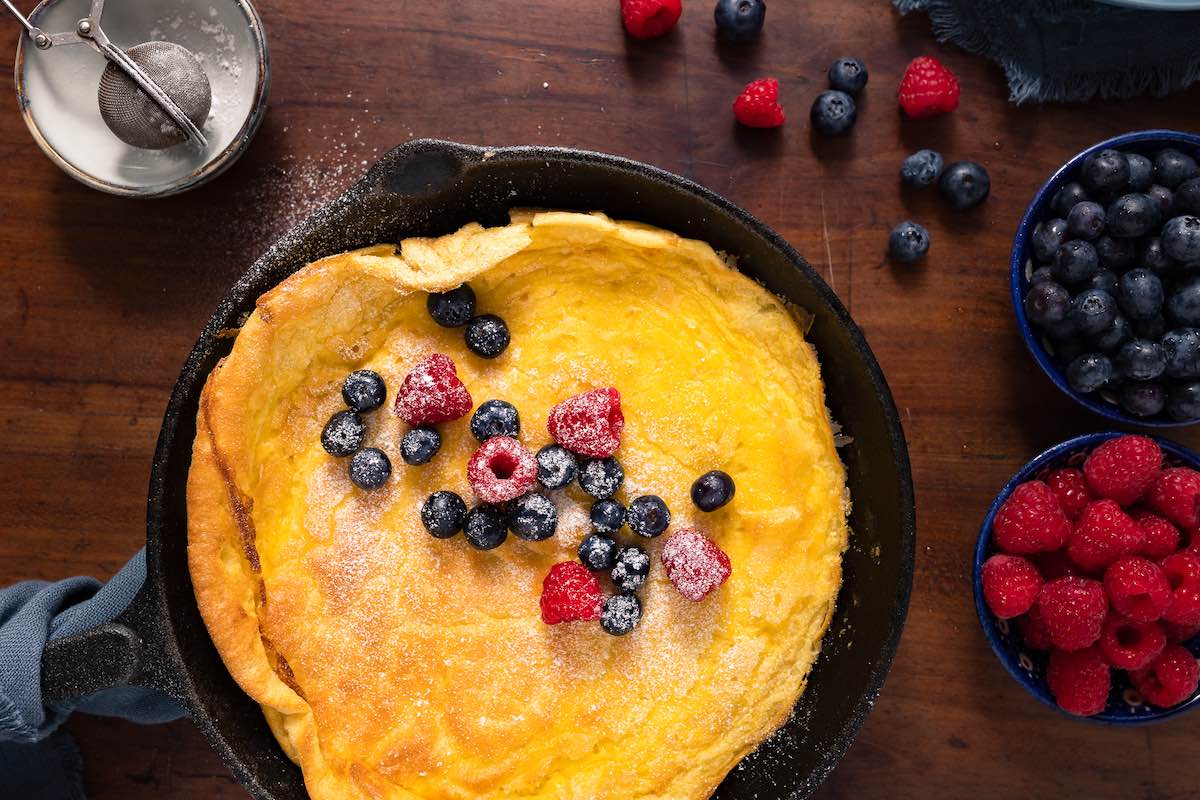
3;1;1200;797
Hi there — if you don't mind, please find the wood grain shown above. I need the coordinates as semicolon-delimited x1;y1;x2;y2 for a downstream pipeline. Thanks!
2;0;1199;797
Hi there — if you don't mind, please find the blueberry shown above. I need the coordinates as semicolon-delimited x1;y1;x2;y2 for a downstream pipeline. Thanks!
888;221;930;263
1134;314;1167;340
1030;267;1055;285
1154;148;1198;189
1115;339;1166;380
627;495;671;538
1081;149;1130;197
1095;235;1136;271
1168;277;1200;326
827;56;868;95
321;410;365;457
1174;177;1200;217
1121;382;1166;418
611;546;650;592
1031;218;1068;263
1050;335;1087;364
1147;184;1175;216
1051;182;1089;218
1051;240;1099;285
579;533;619;571
421;491;467;538
535;444;578;490
600;593;642;636
1162;328;1200;378
400;426;441;465
1141;237;1174;273
590;499;626;534
810;90;857;136
714;0;766;42
464;314;510;358
939;161;991;210
470;399;519;441
1083;270;1118;297
578;457;624;500
1065;353;1114;394
691;470;736;511
1106;194;1160;238
463;504;508;550
341;370;386;412
1164;216;1200;262
1092;314;1131;354
1068;289;1117;336
348;447;391;490
426;284;476;328
1127;153;1154;192
900;149;944;187
508;492;557;541
1117;268;1164;320
1168;381;1200;421
1067;201;1106;240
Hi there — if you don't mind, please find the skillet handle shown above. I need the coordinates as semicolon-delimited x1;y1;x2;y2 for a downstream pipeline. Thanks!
358;138;483;198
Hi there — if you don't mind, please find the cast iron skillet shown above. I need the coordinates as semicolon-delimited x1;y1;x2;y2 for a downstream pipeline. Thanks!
40;139;915;799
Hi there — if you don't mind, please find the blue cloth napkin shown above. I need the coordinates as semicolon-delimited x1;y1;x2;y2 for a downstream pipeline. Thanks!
0;549;186;798
896;0;1200;103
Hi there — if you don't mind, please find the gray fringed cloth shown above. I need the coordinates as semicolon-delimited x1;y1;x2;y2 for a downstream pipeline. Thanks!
895;0;1200;103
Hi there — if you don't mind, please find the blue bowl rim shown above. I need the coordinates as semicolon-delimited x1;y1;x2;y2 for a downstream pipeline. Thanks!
974;431;1200;725
1010;129;1200;428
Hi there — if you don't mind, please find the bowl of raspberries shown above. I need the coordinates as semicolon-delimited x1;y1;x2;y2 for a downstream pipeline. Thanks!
1012;130;1200;425
975;433;1200;721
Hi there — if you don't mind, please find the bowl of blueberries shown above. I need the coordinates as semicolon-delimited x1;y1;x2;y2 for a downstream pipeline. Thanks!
1013;129;1200;425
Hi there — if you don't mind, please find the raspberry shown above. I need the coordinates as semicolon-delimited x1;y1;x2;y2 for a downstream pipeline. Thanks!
1031;549;1080;580
1161;552;1200;626
1083;435;1162;506
547;388;624;458
620;0;681;39
1147;467;1200;529
1068;500;1144;572
897;56;960;119
1046;646;1111;716
1018;605;1054;650
1098;615;1166;670
1131;644;1200;708
980;554;1042;619
1130;509;1181;561
992;481;1072;555
1163;621;1200;644
467;436;537;504
660;528;732;602
540;562;603;624
1045;468;1091;519
394;353;473;425
1037;576;1108;651
733;78;786;128
1103;556;1171;622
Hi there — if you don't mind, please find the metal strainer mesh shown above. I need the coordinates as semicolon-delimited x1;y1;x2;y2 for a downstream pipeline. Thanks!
97;41;211;150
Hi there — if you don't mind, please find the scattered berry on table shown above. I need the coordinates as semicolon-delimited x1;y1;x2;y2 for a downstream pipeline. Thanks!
714;0;766;42
810;90;857;136
540;561;603;623
887;220;930;263
508;492;558;541
627;495;672;538
1163;215;1200;262
1167;381;1200;422
1161;328;1200;380
470;399;520;441
463;504;509;550
981;554;1043;619
827;56;868;95
1095;235;1136;271
939;161;990;210
1047;646;1111;716
1051;239;1099;285
547;387;624;458
1173;176;1200;215
578;533;620;571
1066;201;1106;240
1104;556;1171;622
1147;467;1200;528
348;447;391;490
464;314;511;359
467;436;538;504
897;55;960;119
1045;468;1091;519
1116;269;1164;321
342;369;386;412
1107;193;1161;238
1131;644;1200;708
535;444;578;490
1080;149;1130;197
394;353;473;425
1116;339;1166;382
1154;148;1199;189
1068;289;1117;336
589;499;626;534
1068;499;1145;572
1127;153;1154;192
1168;277;1200;326
400;426;442;465
1023;281;1069;329
620;0;682;38
661;528;732;601
1036;576;1108;651
900;149;944;189
992;480;1072;554
578;457;625;500
421;491;467;538
1099;616;1166;671
1082;434;1162;506
1051;182;1089;218
601;593;643;635
1031;218;1068;262
426;284;476;328
1160;552;1200;626
1131;509;1181;561
691;470;736;512
321;410;365;457
733;78;785;128
1065;353;1114;394
611;545;651;592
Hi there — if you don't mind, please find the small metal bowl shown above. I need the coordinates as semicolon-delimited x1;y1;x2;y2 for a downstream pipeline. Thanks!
974;431;1200;724
13;0;269;197
1010;129;1200;427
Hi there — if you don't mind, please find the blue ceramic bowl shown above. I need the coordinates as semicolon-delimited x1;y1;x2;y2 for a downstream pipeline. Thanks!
975;432;1200;724
1011;130;1200;428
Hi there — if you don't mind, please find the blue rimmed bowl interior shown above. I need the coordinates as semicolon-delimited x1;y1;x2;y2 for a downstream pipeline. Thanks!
975;431;1200;724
